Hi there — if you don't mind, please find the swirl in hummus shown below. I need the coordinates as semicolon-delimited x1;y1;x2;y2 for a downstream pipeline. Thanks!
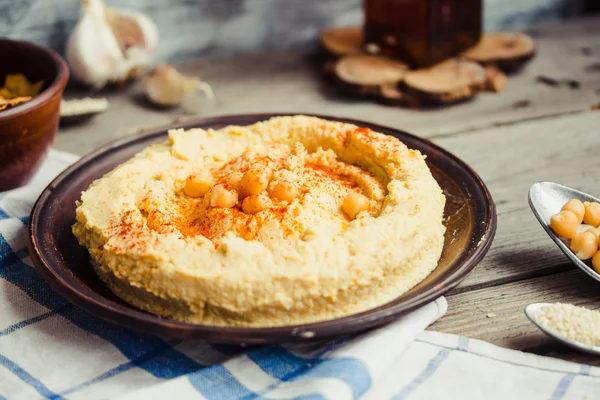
73;116;446;327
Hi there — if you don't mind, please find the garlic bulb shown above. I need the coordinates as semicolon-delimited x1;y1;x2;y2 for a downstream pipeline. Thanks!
143;64;214;107
66;0;159;88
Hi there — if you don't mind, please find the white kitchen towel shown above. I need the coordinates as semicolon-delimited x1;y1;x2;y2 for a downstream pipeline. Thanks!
0;150;599;400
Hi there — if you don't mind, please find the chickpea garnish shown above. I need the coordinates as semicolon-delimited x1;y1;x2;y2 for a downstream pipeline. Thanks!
242;193;272;214
210;184;238;208
561;199;585;224
583;201;600;227
592;250;600;274
342;193;370;220
569;231;598;260
184;174;213;198
227;171;244;193
270;181;299;203
550;210;579;239
240;165;272;196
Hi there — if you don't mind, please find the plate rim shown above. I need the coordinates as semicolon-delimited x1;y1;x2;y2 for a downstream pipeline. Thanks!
28;113;497;342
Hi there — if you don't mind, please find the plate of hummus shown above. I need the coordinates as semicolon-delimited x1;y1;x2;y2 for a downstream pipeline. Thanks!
28;114;496;343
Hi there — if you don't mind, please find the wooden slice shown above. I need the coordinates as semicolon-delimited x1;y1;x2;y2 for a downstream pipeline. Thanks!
322;60;337;77
379;84;404;102
333;55;408;96
462;32;536;72
483;66;508;93
402;59;487;105
319;26;363;58
379;84;419;107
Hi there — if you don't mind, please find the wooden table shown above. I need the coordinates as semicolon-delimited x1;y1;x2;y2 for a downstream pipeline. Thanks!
55;16;600;364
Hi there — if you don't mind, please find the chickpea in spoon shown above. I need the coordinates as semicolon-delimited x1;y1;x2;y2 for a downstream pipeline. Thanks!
550;199;600;273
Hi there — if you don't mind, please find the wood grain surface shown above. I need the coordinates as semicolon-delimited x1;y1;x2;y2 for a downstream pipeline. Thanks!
437;111;600;291
430;269;600;365
52;16;600;363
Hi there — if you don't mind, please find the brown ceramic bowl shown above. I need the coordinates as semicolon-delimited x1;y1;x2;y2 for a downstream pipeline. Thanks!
28;114;497;343
0;38;69;192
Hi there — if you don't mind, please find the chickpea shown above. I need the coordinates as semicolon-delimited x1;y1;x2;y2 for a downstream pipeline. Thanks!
583;201;600;227
587;227;600;241
240;165;272;196
550;210;579;239
561;199;585;224
227;171;244;193
242;193;272;214
270;181;299;202
184;174;212;198
592;250;600;274
342;192;370;220
210;184;238;208
570;231;598;260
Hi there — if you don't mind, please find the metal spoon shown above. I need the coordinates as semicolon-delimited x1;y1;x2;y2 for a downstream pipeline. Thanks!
525;303;600;355
528;181;600;283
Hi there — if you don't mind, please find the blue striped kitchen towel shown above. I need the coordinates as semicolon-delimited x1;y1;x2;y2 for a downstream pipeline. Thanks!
1;150;599;400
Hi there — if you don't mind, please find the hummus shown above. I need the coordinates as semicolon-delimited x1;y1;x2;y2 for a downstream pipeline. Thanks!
73;116;446;327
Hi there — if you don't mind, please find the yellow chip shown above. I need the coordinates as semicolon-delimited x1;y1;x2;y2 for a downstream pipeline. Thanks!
9;96;33;106
0;87;13;99
0;74;43;111
2;74;44;97
0;95;31;104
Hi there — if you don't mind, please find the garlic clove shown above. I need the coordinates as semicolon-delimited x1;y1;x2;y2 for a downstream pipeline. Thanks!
106;6;159;77
143;64;214;107
66;0;159;88
106;9;145;52
107;7;158;53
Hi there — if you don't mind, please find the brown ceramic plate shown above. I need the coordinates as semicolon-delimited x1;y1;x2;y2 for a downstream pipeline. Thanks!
28;113;496;343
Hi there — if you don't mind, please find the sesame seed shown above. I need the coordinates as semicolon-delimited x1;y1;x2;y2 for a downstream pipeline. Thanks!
535;303;600;347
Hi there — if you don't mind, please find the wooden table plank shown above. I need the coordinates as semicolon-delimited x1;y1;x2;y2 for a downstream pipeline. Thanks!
435;111;600;292
54;16;600;156
430;269;600;365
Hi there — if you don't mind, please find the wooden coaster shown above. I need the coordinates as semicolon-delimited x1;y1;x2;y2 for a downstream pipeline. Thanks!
461;32;536;73
402;59;487;105
333;55;408;97
319;26;364;58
